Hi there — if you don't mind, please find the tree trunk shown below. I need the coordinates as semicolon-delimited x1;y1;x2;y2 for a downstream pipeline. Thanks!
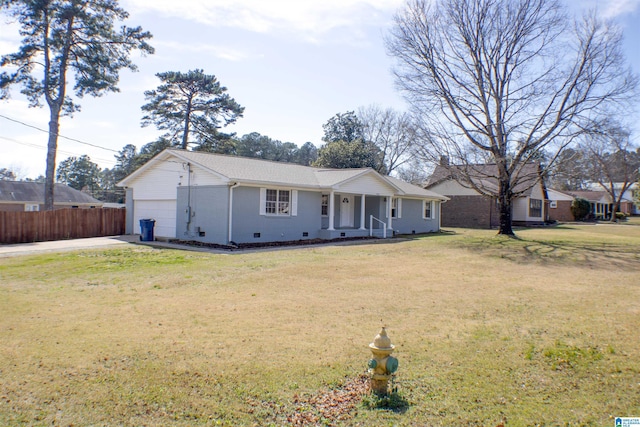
497;177;515;236
44;106;61;211
181;97;192;150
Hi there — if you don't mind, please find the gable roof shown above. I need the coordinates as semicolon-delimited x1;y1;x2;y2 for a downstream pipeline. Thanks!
118;149;448;200
425;163;543;196
0;181;102;205
385;175;449;200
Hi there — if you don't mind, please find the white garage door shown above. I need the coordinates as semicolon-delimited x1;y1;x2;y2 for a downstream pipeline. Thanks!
134;200;177;238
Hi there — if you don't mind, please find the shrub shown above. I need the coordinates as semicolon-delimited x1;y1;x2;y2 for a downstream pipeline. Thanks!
615;212;627;221
570;198;591;221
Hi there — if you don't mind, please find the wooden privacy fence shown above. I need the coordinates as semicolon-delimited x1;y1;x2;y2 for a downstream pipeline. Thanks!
0;208;126;244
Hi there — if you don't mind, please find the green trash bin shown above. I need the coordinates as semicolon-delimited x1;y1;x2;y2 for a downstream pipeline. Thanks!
139;219;155;241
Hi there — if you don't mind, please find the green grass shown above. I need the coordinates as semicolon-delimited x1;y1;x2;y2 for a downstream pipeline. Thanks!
1;223;639;426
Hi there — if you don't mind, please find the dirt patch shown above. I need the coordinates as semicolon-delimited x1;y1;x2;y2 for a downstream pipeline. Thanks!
285;375;370;426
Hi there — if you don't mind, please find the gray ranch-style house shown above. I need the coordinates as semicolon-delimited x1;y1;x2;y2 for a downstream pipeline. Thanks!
117;149;448;245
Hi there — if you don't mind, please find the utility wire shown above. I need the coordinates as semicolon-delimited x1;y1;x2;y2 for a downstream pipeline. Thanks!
0;135;116;165
0;113;120;153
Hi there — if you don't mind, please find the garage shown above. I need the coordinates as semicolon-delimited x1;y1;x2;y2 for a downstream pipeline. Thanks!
133;200;177;238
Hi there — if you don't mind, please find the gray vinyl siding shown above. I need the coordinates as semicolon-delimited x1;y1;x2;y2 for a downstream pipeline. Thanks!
367;196;387;230
392;199;440;235
231;187;322;244
176;185;229;244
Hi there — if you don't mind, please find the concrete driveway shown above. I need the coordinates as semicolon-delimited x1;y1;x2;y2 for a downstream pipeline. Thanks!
0;235;138;258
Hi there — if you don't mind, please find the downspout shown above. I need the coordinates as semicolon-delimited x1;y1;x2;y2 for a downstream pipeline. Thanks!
186;162;192;230
228;182;240;244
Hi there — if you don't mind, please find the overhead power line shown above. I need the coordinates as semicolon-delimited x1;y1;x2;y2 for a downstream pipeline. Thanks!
0;113;120;153
0;135;116;165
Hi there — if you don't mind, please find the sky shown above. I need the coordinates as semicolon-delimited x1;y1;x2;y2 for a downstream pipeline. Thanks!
1;0;639;179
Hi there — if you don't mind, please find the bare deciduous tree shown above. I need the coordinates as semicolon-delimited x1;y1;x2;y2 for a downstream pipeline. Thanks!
358;105;416;175
581;120;639;221
386;0;637;235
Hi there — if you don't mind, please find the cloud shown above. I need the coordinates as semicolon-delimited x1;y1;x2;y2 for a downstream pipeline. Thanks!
600;0;640;18
124;0;404;43
153;40;253;62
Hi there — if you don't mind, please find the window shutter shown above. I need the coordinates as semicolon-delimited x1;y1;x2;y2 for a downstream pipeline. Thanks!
259;188;266;215
397;198;402;219
291;190;298;216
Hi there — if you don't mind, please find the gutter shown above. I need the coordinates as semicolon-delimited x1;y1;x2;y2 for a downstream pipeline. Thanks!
227;182;240;244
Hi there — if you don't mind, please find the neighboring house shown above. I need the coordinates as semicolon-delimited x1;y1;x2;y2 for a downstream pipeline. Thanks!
586;182;639;215
0;181;103;211
547;188;637;222
425;163;547;228
563;190;634;220
116;149;448;245
546;189;575;222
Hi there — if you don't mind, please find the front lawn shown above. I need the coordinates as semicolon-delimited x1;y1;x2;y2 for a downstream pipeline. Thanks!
1;223;638;426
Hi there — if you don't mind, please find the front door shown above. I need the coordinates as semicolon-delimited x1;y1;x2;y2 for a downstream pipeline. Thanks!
340;195;354;227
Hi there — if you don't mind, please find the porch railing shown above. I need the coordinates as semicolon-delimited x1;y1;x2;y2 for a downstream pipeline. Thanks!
369;215;387;238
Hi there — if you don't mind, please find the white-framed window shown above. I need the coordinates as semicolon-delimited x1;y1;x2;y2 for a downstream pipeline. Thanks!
529;198;542;217
24;204;39;212
321;194;329;216
260;188;298;216
423;200;433;219
550;200;557;209
391;198;402;219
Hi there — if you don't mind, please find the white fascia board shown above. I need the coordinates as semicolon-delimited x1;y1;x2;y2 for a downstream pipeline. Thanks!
116;149;174;187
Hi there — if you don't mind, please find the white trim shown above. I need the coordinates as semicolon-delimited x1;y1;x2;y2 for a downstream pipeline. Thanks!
259;188;267;215
360;194;366;230
228;183;240;243
423;200;434;219
328;191;335;230
291;190;298;216
391;197;402;219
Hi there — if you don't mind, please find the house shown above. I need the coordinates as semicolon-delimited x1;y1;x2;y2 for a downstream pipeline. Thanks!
0;181;103;211
116;149;448;245
425;163;547;228
586;182;638;215
546;189;575;222
547;188;637;222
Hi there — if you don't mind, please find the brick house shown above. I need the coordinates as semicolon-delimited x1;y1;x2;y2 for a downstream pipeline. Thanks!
0;181;102;211
546;189;575;222
425;163;547;229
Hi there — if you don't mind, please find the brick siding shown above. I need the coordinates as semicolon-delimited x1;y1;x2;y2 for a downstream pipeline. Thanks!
441;195;499;229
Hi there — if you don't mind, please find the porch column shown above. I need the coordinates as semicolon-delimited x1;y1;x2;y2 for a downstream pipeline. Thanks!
328;191;335;230
386;196;393;231
360;194;366;230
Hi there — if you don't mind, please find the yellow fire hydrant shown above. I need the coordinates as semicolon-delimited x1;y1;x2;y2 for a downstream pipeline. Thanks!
367;327;399;395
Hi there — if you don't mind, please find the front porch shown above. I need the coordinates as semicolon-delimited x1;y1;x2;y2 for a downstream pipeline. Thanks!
318;225;390;240
322;192;393;238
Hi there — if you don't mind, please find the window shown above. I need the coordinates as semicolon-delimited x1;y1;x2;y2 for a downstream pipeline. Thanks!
260;188;297;216
265;189;289;215
24;204;39;212
391;198;402;219
529;199;542;217
423;200;433;219
549;201;557;209
321;194;329;216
